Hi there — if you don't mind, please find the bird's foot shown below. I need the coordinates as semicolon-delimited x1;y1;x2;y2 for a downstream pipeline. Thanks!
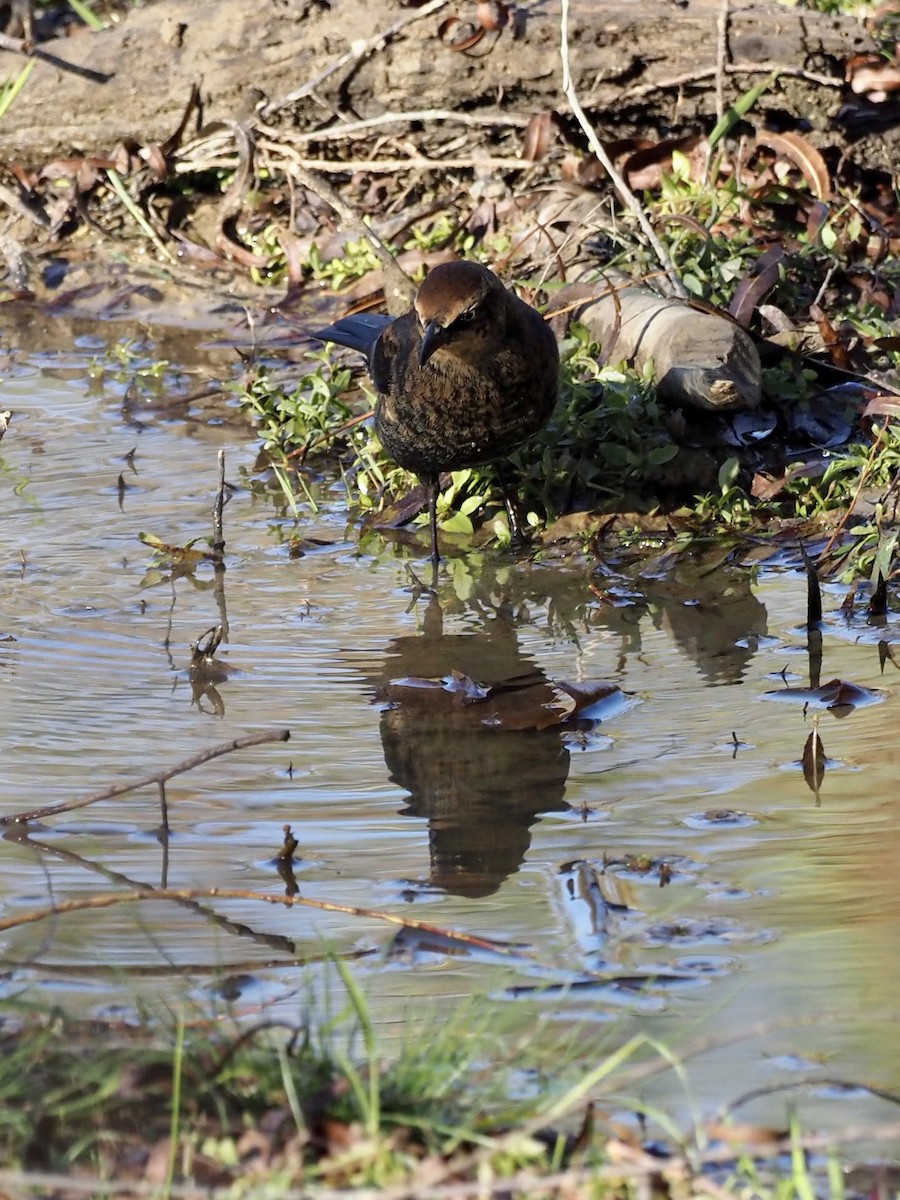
404;563;438;603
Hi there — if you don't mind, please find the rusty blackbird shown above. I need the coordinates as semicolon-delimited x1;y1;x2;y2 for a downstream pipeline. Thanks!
313;260;559;567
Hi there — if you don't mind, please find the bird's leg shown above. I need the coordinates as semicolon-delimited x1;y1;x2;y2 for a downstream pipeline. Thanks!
427;476;441;587
495;462;528;548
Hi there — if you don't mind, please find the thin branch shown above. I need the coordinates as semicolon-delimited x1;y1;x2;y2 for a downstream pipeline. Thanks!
1;730;290;825
559;0;687;299
0;888;536;961
622;61;841;100
271;108;529;144
0;31;112;83
259;0;449;119
715;0;730;124
212;448;226;558
268;144;421;312
256;150;536;174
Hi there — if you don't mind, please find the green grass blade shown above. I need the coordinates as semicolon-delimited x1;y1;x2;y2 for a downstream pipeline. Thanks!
708;71;779;148
164;1017;185;1200
0;59;35;122
66;0;106;31
105;168;176;262
334;957;380;1137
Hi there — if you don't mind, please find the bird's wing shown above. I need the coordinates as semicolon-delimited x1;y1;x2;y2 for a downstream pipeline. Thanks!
310;313;392;360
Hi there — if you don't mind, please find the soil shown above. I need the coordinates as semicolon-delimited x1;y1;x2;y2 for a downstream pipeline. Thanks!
3;0;895;169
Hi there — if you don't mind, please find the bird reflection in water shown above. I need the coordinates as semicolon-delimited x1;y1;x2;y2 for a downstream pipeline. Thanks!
370;597;598;899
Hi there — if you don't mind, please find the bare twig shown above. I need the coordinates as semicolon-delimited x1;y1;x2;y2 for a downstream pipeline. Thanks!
0;888;533;960
254;153;536;174
559;0;687;299
212;448;226;559
268;143;419;312
259;0;448;119
0;30;112;83
274;108;529;144
0;730;290;825
715;0;730;125
622;61;841;101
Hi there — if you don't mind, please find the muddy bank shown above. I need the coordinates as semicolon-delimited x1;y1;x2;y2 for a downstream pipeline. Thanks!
3;0;894;169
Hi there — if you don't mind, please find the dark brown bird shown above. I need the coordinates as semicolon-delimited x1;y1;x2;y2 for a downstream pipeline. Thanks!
313;260;559;568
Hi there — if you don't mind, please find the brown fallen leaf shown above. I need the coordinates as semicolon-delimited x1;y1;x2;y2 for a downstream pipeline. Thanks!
863;393;900;419
706;1120;788;1148
521;110;562;162
802;724;825;797
728;244;785;327
755;130;831;200
847;53;900;100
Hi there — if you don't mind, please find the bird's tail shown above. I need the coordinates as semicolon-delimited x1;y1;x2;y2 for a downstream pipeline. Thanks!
310;312;392;356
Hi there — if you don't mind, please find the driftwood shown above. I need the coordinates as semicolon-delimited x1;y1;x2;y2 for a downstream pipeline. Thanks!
1;0;892;169
579;286;761;411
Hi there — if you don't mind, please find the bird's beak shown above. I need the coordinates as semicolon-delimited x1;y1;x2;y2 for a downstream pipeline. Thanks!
419;320;448;366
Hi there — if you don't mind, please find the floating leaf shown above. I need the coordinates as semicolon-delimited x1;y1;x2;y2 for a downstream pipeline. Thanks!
802;724;825;797
763;678;883;712
139;532;212;564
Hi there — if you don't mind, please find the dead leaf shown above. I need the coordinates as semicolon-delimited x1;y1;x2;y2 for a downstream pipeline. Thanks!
847;53;900;101
863;393;900;420
809;302;853;370
622;133;705;191
763;678;883;711
476;0;509;32
707;1121;788;1148
521;111;561;162
728;244;785;327
802;725;825;795
755;131;832;200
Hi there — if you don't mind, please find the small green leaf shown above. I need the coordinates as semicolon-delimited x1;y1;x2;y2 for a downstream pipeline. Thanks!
439;512;474;535
718;457;740;492
647;444;679;466
459;493;485;517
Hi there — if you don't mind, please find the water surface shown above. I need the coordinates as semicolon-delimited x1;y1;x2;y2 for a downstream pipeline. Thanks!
1;305;899;1143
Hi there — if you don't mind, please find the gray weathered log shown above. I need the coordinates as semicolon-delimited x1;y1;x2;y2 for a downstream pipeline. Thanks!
579;287;761;411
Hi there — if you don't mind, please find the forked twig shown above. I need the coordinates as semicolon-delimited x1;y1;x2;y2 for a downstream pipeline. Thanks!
1;730;290;825
260;0;448;119
559;0;687;299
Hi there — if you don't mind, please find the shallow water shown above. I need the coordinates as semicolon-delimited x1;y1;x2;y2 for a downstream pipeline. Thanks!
2;304;899;1143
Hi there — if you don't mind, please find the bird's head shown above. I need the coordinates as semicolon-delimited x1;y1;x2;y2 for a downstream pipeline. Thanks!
414;261;508;367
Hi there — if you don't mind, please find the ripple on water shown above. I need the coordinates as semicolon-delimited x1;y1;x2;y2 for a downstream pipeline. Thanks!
3;358;900;1130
